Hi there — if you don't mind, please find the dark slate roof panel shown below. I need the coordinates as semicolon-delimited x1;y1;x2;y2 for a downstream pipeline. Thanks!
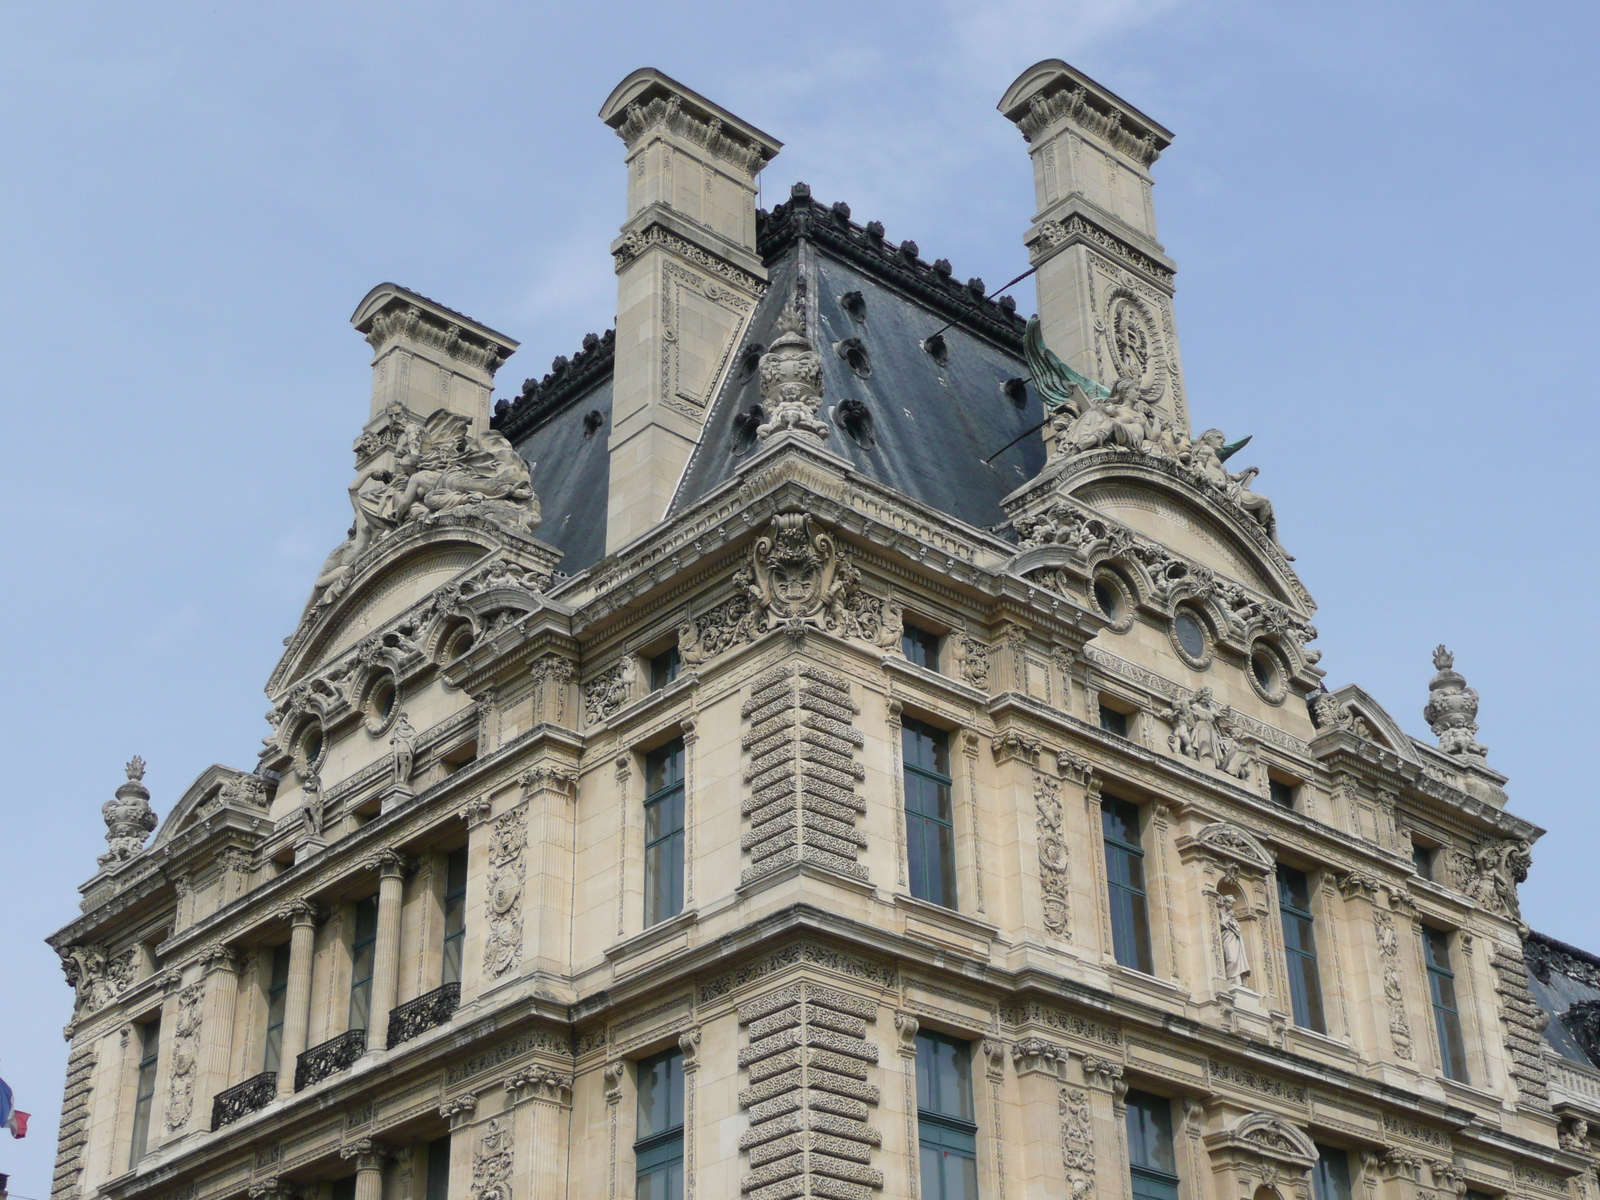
1527;930;1600;1067
671;243;1047;528
510;375;613;575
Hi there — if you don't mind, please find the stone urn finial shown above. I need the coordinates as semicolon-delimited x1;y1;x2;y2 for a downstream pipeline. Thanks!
1423;644;1489;762
755;297;829;444
99;756;158;869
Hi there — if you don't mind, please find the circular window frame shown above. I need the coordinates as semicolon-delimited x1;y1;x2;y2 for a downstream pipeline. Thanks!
1169;605;1214;669
1248;641;1289;705
1090;568;1136;633
439;619;476;664
297;719;327;773
362;671;401;735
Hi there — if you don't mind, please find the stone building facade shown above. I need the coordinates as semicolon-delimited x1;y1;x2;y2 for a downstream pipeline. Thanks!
45;59;1600;1200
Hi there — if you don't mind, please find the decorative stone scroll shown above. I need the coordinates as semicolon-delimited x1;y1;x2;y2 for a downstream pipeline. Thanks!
737;982;882;1198
1034;773;1072;938
58;943;137;1016
1372;906;1414;1060
1059;1083;1096;1200
739;662;867;887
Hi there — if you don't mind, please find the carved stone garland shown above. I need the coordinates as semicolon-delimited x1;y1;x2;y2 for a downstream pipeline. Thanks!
472;1116;514;1200
1034;772;1072;938
483;808;526;979
163;981;206;1131
1059;1082;1096;1200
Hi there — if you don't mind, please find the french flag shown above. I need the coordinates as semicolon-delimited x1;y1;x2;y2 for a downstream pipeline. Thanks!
0;1077;29;1139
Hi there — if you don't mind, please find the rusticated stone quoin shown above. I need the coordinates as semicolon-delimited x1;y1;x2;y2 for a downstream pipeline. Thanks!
741;662;867;887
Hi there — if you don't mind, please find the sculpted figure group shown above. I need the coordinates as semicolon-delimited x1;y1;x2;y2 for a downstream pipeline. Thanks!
1024;317;1281;549
305;405;543;618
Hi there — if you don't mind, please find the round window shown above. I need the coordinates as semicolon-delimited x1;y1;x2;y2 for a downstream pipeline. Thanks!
1093;577;1121;621
301;723;324;766
1251;651;1276;692
447;627;474;660
1174;610;1208;660
371;676;396;721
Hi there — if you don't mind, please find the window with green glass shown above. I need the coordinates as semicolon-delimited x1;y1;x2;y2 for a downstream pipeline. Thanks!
441;845;468;985
1125;1090;1179;1200
1277;865;1326;1033
635;1048;684;1200
903;623;941;672
903;719;956;908
1424;926;1469;1082
645;740;686;927
916;1031;978;1200
1101;797;1153;973
650;646;681;691
262;943;291;1073
1313;1145;1353;1200
128;1017;161;1167
348;893;379;1030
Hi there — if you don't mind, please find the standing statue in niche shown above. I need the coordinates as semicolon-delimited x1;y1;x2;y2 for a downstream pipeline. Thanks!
389;712;417;791
1219;894;1251;988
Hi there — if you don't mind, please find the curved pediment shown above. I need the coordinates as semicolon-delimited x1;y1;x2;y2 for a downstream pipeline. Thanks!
151;764;269;849
1313;684;1420;763
1060;453;1306;610
268;515;562;696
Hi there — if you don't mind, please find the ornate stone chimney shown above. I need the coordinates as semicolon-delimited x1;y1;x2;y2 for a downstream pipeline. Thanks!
349;283;520;435
599;69;782;554
997;61;1190;436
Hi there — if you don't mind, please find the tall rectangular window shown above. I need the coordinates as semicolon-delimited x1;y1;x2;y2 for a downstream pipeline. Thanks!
635;1049;684;1200
903;623;941;672
650;647;681;691
915;1031;978;1200
424;1135;451;1200
904;720;956;908
1424;926;1469;1082
1125;1090;1179;1200
645;740;686;927
262;943;292;1073
1277;866;1326;1033
441;846;468;986
1312;1145;1353;1200
129;1018;161;1166
1101;797;1153;973
348;894;380;1030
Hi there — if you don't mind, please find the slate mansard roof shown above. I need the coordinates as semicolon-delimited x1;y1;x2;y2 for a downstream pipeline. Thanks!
492;184;1043;576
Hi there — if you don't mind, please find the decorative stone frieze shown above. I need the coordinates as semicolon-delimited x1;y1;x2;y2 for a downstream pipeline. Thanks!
737;982;883;1198
739;662;867;886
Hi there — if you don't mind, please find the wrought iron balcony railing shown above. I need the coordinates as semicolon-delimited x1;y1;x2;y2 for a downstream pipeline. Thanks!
387;982;461;1048
294;1028;366;1092
210;1070;277;1129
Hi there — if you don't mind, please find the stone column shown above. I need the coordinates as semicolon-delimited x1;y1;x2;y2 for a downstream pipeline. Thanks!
504;1067;574;1200
341;1138;390;1200
893;1015;921;1199
1010;1039;1071;1200
366;851;409;1052
521;765;578;978
276;900;320;1096
1080;1055;1128;1200
440;1094;479;1200
193;945;241;1126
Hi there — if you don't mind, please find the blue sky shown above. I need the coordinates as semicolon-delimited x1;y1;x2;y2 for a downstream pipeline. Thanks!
3;0;1596;1188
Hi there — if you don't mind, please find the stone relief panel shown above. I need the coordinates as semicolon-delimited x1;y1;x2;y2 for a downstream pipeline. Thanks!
1034;771;1072;938
660;262;755;421
484;808;526;979
163;981;206;1132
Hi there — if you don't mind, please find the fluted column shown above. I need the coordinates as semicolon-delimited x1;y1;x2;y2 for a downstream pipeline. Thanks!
193;944;241;1126
277;900;320;1095
366;851;408;1051
342;1138;390;1200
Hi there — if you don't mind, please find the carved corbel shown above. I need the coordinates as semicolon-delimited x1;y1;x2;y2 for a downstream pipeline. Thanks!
1055;747;1094;784
990;729;1042;766
340;1137;391;1174
248;1180;302;1200
1080;1054;1126;1093
462;797;494;828
1334;870;1381;901
439;1093;479;1130
894;1013;920;1056
1010;1037;1068;1078
603;1060;626;1105
678;1027;702;1070
199;943;242;975
520;764;578;800
504;1066;574;1106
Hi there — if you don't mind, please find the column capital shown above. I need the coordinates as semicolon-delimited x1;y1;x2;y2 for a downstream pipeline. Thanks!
248;1179;302;1200
281;898;322;928
199;943;242;975
339;1137;391;1172
439;1092;478;1130
463;797;495;828
367;848;412;880
893;1013;920;1057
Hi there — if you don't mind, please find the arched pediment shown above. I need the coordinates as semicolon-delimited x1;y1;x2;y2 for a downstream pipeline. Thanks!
1188;821;1275;874
151;765;269;849
269;515;561;696
1059;453;1307;610
1314;684;1420;763
1230;1113;1318;1164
